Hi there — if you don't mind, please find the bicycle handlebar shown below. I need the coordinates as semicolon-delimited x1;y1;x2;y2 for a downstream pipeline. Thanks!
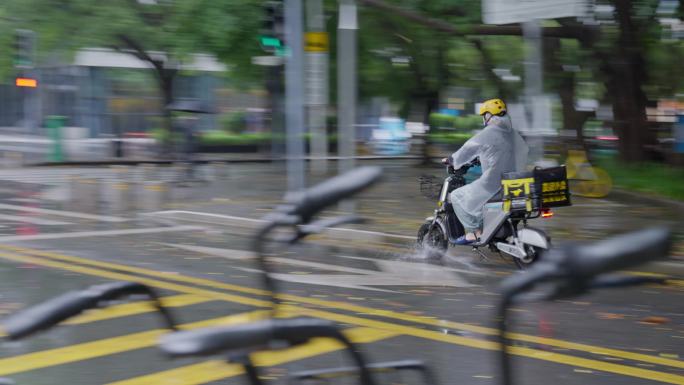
2;282;175;340
160;318;340;357
280;166;382;223
160;317;378;385
499;227;671;299
558;227;671;281
497;227;672;385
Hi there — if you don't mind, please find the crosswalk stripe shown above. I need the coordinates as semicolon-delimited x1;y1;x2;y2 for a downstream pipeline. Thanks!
0;203;128;223
0;294;215;338
4;244;683;371
106;327;399;385
1;249;683;385
63;294;213;325
0;311;268;376
0;213;72;226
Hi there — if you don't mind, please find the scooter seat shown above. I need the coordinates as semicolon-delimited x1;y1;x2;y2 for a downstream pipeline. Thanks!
487;189;503;203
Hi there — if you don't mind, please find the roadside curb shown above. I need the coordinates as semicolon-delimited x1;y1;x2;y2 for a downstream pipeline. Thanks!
608;188;684;210
26;155;426;167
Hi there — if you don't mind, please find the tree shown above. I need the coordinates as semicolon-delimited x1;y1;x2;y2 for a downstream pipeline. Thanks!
358;0;684;163
0;0;262;154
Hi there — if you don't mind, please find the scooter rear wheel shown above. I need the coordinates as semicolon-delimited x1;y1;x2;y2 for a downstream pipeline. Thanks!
417;221;448;259
513;245;543;269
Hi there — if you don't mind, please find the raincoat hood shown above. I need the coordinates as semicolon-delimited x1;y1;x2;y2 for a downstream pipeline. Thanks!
448;114;529;220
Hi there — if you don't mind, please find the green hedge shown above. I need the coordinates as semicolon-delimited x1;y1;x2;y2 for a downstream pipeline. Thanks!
428;132;474;145
199;131;271;146
429;113;481;132
595;156;684;201
198;131;339;146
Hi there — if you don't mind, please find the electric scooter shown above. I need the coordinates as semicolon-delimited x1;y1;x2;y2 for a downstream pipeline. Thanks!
417;158;571;268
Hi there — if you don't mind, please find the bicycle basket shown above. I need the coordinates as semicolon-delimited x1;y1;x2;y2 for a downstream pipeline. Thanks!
419;175;442;200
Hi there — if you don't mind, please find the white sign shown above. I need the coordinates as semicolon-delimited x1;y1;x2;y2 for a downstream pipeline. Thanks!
482;0;589;25
305;52;328;106
251;56;284;67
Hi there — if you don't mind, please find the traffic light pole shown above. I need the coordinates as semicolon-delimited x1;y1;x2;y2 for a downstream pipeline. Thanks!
337;0;357;212
305;0;329;175
284;0;306;192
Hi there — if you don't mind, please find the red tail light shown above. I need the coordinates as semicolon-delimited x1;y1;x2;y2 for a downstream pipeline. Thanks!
542;208;554;218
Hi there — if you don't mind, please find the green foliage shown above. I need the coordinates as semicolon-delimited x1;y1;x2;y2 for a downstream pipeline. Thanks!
198;131;338;146
199;131;271;146
220;111;247;134
0;0;264;83
149;127;181;144
595;156;684;201
429;113;481;131
428;131;474;145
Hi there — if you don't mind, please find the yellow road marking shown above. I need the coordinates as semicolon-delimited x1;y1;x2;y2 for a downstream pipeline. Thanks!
294;307;684;385
1;249;683;384
106;327;399;385
626;271;684;288
0;294;211;338
0;311;269;376
107;361;243;385
64;294;212;325
0;251;272;308
3;245;681;371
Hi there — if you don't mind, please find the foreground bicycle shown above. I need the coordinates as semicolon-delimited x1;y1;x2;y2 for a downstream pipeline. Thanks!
0;281;178;384
0;167;437;385
158;166;438;385
496;227;672;385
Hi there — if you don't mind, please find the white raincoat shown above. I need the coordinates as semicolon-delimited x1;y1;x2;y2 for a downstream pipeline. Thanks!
449;115;528;223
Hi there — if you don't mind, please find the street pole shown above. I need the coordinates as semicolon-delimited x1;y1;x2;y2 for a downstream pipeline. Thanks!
285;0;306;192
337;0;357;211
523;19;544;164
305;0;329;175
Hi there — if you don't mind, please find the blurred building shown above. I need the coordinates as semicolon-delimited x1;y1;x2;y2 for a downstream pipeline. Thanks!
0;48;254;138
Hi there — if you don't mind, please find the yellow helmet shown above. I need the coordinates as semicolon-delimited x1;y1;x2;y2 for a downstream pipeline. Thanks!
478;99;507;116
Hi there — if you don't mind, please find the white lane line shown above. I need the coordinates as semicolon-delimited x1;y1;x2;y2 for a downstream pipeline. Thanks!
163;243;380;275
0;204;128;223
0;226;204;242
145;211;414;241
0;214;73;226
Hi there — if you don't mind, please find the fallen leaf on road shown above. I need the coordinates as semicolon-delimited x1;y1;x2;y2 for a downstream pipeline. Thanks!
638;316;670;325
596;312;625;320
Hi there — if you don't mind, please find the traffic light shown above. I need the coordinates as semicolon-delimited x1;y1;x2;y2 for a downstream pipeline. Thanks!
13;30;35;68
260;1;284;55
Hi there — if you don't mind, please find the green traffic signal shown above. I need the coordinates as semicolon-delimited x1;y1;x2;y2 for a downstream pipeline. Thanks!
260;36;282;48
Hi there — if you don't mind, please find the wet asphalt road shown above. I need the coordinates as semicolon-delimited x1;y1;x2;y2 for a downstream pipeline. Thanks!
0;160;682;385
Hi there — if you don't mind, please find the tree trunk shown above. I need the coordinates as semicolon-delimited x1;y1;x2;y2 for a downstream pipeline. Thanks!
158;70;175;159
608;0;657;163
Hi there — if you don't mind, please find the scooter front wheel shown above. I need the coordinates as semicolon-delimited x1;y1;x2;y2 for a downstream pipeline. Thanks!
417;221;448;259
